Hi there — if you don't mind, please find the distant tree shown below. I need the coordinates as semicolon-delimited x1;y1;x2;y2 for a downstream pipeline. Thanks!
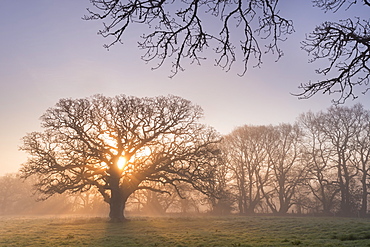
0;173;78;215
224;125;272;215
85;1;369;102
316;104;364;216
263;124;305;215
348;104;370;216
169;183;206;214
0;173;34;215
205;145;234;215
137;189;167;215
20;94;220;222
299;111;340;215
127;185;186;215
69;189;108;214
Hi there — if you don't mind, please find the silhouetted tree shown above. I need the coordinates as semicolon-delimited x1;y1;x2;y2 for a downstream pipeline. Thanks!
85;1;369;102
314;104;364;216
20;94;220;222
263;124;305;215
299;111;340;215
349;104;370;216
225;125;272;215
298;0;370;103
84;0;294;77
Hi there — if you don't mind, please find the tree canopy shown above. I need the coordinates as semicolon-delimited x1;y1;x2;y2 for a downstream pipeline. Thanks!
20;94;221;222
85;0;369;103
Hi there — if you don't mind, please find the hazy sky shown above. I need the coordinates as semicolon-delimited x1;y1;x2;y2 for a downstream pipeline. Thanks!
1;0;369;176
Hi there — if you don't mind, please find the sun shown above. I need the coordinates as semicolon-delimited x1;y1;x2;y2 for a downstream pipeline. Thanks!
117;156;127;170
116;147;152;171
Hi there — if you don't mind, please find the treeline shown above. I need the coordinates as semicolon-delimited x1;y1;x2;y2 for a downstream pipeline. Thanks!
1;104;369;217
211;103;370;217
0;173;108;215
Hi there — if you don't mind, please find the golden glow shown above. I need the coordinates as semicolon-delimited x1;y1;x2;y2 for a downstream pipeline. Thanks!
100;161;109;170
98;131;153;173
117;156;127;170
138;146;152;157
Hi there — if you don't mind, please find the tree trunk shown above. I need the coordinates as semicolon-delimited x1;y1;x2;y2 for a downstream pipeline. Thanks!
360;167;367;217
109;174;126;222
109;196;125;222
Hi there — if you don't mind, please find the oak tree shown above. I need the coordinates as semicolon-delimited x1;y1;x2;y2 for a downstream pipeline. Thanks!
20;94;220;222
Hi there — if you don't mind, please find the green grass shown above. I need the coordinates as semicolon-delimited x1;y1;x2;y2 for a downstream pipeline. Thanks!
1;215;370;246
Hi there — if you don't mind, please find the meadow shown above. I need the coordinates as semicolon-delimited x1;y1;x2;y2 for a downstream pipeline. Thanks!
1;215;370;246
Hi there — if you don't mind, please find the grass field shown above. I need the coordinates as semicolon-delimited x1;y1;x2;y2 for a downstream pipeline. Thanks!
1;215;370;246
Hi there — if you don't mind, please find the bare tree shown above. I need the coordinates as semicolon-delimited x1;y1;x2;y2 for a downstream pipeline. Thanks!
296;104;370;216
20;94;220;222
84;0;293;77
0;174;35;215
350;105;370;216
136;189;167;215
263;123;305;215
0;173;83;215
317;104;364;215
225;125;271;215
299;111;340;215
297;0;370;103
205;145;234;215
69;189;108;214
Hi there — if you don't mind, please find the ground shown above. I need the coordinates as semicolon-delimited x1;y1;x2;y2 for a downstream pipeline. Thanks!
1;215;370;246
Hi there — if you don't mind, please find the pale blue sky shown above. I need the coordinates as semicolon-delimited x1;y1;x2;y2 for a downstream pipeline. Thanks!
0;0;369;175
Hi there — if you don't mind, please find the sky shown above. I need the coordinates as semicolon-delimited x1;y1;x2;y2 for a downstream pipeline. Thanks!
0;0;369;176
